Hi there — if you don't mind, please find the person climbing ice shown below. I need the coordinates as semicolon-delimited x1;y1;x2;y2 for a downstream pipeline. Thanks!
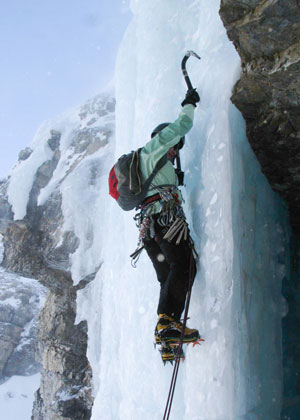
133;88;201;363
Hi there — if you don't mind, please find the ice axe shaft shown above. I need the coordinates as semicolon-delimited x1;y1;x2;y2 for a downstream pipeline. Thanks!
181;50;201;91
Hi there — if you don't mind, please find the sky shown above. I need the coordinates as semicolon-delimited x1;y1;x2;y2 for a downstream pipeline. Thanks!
0;0;132;179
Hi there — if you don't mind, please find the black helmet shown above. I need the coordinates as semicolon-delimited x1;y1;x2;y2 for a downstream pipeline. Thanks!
151;122;185;150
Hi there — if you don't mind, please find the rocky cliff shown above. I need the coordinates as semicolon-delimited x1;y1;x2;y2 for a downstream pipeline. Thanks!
219;1;300;418
0;182;46;383
219;0;300;234
1;93;115;419
0;265;46;381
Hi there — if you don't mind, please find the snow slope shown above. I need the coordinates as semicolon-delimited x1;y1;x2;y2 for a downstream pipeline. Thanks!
5;1;291;419
0;374;40;420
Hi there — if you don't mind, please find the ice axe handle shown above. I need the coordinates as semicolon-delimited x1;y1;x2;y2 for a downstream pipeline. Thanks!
181;50;201;91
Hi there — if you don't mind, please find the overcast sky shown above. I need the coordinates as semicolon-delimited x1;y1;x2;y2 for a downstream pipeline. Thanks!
0;0;132;178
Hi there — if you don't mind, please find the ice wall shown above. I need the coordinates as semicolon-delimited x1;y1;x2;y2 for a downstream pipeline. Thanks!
79;1;290;419
230;106;290;419
4;0;290;418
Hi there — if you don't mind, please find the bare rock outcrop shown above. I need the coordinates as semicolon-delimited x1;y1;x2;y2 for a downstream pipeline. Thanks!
220;0;300;234
0;267;46;381
219;1;300;418
0;181;46;383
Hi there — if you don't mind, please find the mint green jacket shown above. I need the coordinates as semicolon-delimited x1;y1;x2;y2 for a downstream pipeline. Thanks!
139;104;195;214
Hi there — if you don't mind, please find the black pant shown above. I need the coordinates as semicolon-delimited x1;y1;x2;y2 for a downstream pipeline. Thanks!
144;221;196;320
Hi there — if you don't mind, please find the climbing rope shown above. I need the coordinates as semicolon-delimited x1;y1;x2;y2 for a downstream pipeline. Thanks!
162;250;196;420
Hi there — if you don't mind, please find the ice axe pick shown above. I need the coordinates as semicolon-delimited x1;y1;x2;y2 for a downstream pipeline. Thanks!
181;50;201;91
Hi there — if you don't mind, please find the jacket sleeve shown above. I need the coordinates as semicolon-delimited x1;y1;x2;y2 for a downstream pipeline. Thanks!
140;104;195;167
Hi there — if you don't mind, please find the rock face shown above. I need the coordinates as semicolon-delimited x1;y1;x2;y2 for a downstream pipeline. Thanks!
219;0;300;234
0;182;46;382
31;290;93;420
219;1;300;418
0;267;46;381
1;93;115;419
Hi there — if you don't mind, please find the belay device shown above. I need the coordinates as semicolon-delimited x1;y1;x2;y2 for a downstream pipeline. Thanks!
108;50;201;211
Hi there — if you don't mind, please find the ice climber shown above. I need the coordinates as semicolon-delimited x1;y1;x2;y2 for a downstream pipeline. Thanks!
134;89;201;362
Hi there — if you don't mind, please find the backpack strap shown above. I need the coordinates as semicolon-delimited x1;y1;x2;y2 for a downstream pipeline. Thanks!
140;153;168;195
129;149;143;194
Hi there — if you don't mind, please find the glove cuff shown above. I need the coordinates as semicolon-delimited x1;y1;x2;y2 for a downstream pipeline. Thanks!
181;99;197;108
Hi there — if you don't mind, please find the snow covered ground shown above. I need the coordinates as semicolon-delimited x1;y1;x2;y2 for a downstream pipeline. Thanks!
0;374;40;420
5;0;291;419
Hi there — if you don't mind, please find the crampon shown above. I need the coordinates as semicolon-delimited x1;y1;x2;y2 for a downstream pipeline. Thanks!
155;337;205;365
158;342;185;365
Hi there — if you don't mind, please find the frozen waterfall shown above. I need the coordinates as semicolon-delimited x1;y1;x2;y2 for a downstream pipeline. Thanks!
78;1;290;419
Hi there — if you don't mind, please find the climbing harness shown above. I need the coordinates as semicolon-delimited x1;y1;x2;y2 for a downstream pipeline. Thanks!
130;181;198;267
130;184;180;264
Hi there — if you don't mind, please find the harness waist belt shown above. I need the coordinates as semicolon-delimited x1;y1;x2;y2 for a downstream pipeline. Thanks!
141;192;181;209
141;193;161;207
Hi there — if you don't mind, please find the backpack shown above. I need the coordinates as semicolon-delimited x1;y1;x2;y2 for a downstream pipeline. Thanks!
108;148;167;211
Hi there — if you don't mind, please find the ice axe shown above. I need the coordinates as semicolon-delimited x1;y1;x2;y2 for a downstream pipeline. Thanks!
175;51;201;186
181;50;201;91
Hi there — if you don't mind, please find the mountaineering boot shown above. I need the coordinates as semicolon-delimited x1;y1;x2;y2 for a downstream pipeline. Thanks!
154;314;200;345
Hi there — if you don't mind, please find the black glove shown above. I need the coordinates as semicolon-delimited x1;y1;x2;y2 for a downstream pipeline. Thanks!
181;88;200;107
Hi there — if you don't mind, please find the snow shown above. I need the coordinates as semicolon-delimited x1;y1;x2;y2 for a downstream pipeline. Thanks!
0;296;22;308
0;234;4;264
15;317;38;352
6;121;54;220
4;0;291;419
0;374;40;420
